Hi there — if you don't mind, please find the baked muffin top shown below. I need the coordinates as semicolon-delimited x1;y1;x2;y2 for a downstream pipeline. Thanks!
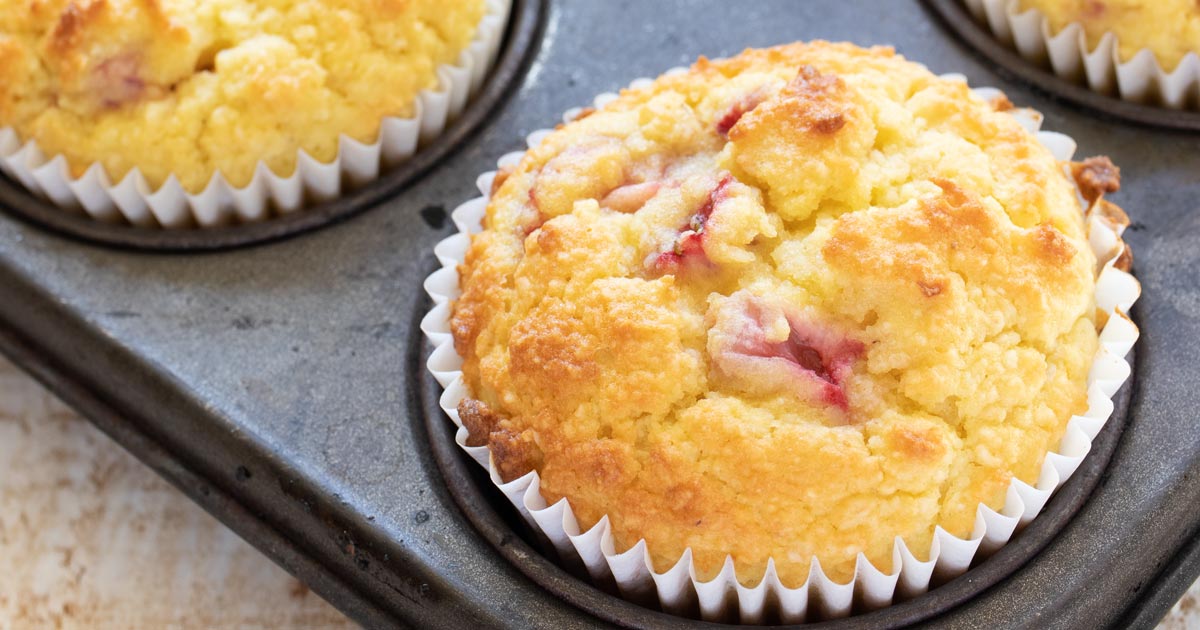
452;42;1102;586
1018;0;1200;70
0;0;485;192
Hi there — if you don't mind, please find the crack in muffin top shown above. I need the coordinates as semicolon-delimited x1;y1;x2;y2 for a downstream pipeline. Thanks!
0;0;485;191
451;41;1103;586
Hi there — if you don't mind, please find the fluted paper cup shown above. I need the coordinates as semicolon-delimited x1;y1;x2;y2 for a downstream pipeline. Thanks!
964;0;1200;109
0;0;511;229
420;72;1141;623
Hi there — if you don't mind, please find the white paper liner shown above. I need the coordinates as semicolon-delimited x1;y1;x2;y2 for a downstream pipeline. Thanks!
420;72;1143;623
0;0;511;229
964;0;1200;109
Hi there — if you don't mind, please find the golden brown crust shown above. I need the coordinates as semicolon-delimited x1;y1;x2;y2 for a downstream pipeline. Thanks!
1031;222;1077;266
486;425;541;483
490;164;516;198
990;93;1015;111
451;41;1105;585
891;425;947;460
729;66;849;139
47;1;106;56
458;397;541;482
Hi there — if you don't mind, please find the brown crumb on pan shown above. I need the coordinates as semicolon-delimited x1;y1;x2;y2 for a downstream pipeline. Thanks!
1071;156;1121;203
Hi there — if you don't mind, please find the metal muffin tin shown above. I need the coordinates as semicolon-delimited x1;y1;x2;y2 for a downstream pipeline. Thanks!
0;1;1196;627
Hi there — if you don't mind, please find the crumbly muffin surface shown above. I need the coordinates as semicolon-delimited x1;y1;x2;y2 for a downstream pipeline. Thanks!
1018;0;1200;69
0;0;485;191
452;42;1100;585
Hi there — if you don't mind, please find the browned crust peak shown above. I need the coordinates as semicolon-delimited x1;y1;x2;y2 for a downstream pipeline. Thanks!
457;398;540;482
731;65;848;140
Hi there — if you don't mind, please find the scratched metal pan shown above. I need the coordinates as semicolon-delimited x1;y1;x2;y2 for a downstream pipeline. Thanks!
0;0;1197;628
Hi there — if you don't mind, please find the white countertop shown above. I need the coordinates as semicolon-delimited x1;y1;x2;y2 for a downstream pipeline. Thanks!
0;356;1193;628
0;357;351;628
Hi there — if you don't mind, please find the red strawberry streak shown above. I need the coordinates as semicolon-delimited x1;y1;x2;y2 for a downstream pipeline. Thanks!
735;297;864;410
771;326;863;409
652;174;735;273
522;187;546;236
716;91;767;136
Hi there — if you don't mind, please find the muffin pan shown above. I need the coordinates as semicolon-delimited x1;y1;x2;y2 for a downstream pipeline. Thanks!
0;0;1196;628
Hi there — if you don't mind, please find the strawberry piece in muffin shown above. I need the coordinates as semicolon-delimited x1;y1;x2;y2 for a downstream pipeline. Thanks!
708;291;863;413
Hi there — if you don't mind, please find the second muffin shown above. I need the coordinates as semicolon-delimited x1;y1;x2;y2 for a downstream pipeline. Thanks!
1018;0;1200;71
965;0;1200;109
1;0;485;191
0;0;504;226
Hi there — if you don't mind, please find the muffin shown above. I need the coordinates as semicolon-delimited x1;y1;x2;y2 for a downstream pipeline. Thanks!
965;0;1200;108
1019;0;1200;71
446;41;1125;590
0;0;499;225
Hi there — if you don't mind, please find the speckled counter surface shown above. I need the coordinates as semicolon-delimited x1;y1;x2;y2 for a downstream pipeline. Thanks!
0;356;352;629
0;355;1194;628
1163;593;1200;630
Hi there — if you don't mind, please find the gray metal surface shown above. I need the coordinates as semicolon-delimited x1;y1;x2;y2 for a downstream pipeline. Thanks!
0;1;1196;628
